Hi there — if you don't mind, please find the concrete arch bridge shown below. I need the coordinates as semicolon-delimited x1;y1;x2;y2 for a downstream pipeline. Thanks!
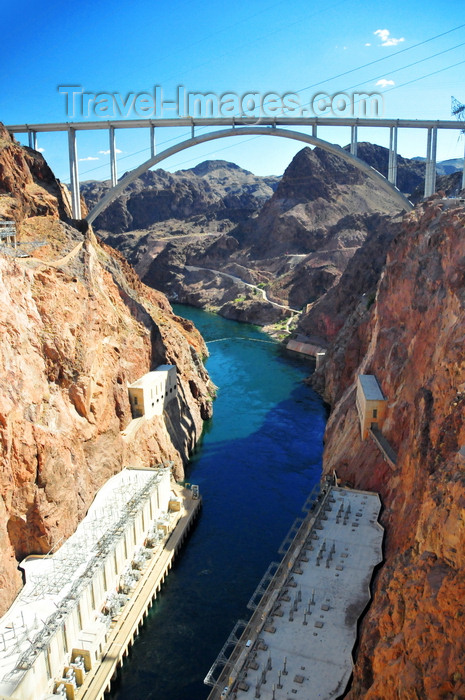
7;117;465;220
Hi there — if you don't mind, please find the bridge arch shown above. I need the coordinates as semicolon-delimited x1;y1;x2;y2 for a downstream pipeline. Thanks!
86;126;413;224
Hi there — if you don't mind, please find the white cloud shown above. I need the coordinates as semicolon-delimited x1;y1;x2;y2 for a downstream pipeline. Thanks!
374;29;405;47
98;148;122;155
79;156;99;161
376;79;395;88
365;42;371;47
37;147;45;152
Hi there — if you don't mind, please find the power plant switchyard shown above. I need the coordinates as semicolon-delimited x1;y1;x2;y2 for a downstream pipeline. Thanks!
0;465;201;700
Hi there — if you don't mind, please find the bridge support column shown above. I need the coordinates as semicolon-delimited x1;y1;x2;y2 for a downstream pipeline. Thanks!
462;138;465;192
150;126;156;158
109;126;117;187
388;126;398;186
68;128;81;219
28;131;37;151
424;126;437;198
350;125;357;156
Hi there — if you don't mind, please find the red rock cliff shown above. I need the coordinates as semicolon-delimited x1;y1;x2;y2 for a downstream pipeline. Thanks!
0;126;214;616
320;197;465;699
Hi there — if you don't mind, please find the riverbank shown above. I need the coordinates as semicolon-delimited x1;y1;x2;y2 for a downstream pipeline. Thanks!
111;305;327;700
79;483;201;700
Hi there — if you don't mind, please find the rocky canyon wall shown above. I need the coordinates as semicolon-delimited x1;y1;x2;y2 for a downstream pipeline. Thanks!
317;196;465;699
0;125;214;616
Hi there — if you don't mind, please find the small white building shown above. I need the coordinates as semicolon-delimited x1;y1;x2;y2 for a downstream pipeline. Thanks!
128;365;177;419
356;374;387;440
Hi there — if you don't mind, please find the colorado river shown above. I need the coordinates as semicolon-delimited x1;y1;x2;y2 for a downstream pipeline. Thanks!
111;306;327;700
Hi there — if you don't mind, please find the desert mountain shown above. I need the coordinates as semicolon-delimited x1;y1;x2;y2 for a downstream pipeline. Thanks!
345;141;426;196
413;154;463;175
135;145;407;326
83;143;459;332
347;142;463;200
81;160;279;235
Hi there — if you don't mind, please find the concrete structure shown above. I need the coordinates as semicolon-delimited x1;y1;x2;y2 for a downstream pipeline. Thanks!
370;427;398;468
0;465;200;700
128;365;177;419
315;351;327;370
0;222;17;249
9;117;465;220
286;335;327;360
205;478;383;699
356;374;387;440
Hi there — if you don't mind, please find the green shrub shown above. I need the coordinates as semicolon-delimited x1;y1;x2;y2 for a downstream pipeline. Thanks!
366;292;376;310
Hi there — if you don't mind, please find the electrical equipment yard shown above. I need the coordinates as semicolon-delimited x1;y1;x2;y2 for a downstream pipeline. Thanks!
0;467;201;700
205;480;383;700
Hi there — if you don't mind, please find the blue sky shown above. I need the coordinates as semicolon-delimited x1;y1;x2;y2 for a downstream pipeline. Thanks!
2;0;465;182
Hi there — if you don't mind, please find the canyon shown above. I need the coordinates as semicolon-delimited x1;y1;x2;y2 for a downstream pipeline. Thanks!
1;120;464;700
84;143;461;332
87;140;465;698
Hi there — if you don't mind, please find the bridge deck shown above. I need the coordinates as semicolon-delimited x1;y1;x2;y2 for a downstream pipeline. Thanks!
6;117;465;132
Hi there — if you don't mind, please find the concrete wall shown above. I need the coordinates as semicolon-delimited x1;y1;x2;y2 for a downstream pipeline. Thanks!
129;386;144;417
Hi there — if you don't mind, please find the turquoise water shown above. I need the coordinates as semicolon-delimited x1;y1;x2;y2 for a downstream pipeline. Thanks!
112;306;327;700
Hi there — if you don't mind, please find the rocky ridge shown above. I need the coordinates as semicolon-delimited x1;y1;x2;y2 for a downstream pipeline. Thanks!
351;142;463;203
82;160;279;236
85;142;460;332
345;141;426;197
0;124;213;616
313;195;465;698
137;146;405;327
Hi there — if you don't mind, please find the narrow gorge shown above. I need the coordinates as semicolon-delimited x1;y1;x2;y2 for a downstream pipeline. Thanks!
1;120;464;700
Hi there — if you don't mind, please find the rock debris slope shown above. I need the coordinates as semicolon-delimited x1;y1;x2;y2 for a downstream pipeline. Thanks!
0;124;213;616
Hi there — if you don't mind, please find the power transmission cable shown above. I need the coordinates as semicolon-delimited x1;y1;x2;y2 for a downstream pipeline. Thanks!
340;40;465;94
294;22;465;96
377;58;465;95
137;57;465;172
78;22;465;178
155;0;352;86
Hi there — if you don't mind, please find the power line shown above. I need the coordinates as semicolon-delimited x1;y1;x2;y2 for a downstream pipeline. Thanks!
157;0;352;87
77;22;465;180
341;40;465;94
294;22;465;96
381;57;465;94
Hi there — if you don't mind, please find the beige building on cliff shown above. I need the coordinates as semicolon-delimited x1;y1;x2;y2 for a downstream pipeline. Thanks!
128;365;177;419
356;374;387;440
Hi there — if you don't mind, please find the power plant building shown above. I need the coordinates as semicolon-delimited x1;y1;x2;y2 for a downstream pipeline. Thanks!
355;374;387;440
128;365;177;419
0;466;176;700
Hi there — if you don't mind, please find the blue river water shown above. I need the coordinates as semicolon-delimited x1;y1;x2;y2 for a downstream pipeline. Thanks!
111;305;327;700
